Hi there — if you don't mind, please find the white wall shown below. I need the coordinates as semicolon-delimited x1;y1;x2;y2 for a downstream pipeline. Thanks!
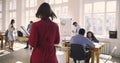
105;0;120;57
16;0;22;30
68;0;80;23
108;0;120;57
2;0;6;30
117;0;120;39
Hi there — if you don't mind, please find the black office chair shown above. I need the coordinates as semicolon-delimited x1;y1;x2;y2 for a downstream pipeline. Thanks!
70;44;86;63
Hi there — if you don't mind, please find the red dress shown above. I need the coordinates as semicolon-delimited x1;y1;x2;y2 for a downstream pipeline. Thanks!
29;19;60;63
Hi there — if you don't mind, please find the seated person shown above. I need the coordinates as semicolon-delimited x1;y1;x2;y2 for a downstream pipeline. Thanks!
70;28;95;63
86;31;99;43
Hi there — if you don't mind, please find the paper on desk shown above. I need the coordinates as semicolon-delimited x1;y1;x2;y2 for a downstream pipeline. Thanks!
94;43;104;48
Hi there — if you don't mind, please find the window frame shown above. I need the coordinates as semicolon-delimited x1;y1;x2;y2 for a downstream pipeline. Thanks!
84;0;117;38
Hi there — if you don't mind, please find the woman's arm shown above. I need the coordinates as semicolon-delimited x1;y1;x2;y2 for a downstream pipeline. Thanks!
29;23;39;47
93;37;99;43
54;25;60;44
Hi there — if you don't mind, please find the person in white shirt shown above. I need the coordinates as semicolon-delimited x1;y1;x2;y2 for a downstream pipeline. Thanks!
7;19;15;51
72;22;80;35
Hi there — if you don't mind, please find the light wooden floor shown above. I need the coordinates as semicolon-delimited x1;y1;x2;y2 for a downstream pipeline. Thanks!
0;42;120;63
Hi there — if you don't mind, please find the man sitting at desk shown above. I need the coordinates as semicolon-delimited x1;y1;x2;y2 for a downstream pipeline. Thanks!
70;28;95;63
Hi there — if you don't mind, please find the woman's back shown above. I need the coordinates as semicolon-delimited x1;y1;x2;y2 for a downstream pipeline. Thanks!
29;2;60;63
29;19;60;63
34;19;59;47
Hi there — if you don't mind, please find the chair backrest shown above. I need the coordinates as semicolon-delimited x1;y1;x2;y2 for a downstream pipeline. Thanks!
70;44;85;60
17;31;23;37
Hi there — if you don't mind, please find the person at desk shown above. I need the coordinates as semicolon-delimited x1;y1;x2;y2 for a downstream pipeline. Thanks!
24;21;33;49
7;19;15;51
72;22;80;35
29;2;60;63
86;31;99;43
70;28;95;63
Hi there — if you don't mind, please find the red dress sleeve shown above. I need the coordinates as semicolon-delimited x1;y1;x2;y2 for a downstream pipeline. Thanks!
29;23;39;48
54;25;60;44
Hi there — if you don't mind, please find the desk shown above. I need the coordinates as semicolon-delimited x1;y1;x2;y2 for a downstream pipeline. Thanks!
15;36;28;42
0;32;5;49
62;42;104;63
91;43;104;63
62;42;70;63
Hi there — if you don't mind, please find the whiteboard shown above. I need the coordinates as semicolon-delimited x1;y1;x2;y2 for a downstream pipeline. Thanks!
60;18;72;37
20;26;30;36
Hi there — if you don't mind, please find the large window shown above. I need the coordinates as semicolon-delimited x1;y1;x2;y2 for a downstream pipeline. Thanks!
84;0;117;38
9;12;16;21
24;0;37;27
9;0;16;10
46;0;69;26
9;0;17;26
26;0;37;8
48;0;69;19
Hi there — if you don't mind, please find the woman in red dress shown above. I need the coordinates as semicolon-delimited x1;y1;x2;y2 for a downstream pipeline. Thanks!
29;2;60;63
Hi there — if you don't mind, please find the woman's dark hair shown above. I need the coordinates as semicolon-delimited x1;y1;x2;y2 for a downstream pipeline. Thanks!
79;28;85;35
10;19;15;24
73;22;77;25
36;2;57;20
30;21;33;23
86;31;95;38
10;19;15;28
86;31;99;42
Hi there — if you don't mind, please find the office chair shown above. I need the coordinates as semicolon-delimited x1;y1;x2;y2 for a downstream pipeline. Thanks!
70;44;86;63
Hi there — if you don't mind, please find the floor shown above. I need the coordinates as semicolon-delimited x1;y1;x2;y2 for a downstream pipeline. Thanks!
0;42;120;63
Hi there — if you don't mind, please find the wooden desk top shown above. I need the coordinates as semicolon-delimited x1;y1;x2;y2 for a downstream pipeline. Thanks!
62;42;104;50
0;32;5;36
15;36;28;42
